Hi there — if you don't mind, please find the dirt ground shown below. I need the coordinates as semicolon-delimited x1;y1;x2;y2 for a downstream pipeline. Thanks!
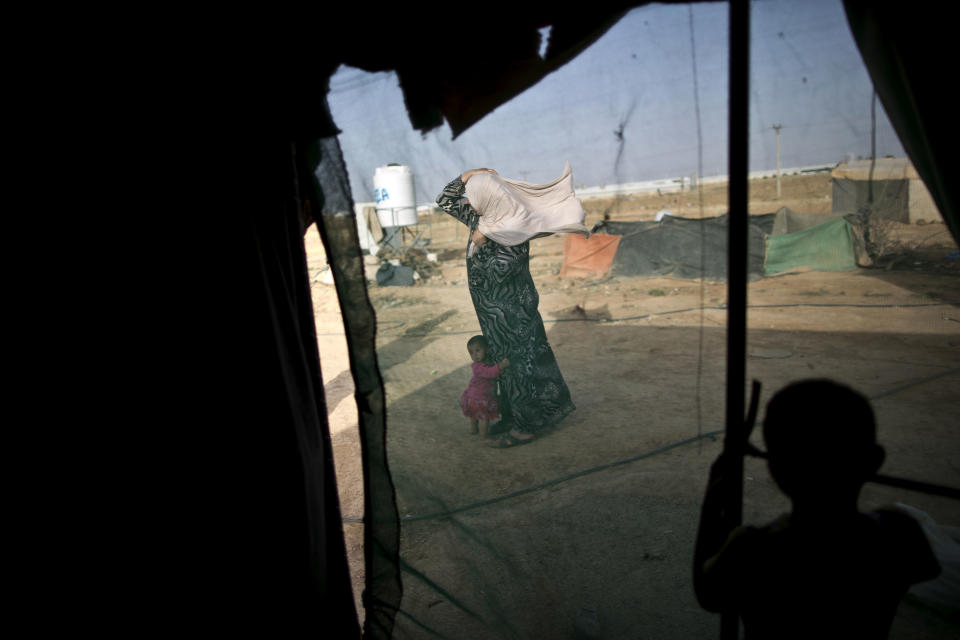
306;173;960;639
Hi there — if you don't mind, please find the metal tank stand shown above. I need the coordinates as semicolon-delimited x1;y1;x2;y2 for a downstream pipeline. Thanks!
377;206;432;252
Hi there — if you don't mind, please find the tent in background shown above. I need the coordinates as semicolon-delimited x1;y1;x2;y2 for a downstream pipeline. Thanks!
596;214;774;280
559;233;621;279
832;157;943;224
561;208;866;281
764;216;859;275
768;207;873;271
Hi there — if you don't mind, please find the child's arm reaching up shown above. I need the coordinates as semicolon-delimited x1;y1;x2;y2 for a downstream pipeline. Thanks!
472;359;509;379
693;452;741;612
473;361;504;378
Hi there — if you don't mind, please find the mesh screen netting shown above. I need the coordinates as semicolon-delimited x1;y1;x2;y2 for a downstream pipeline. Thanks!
304;1;960;638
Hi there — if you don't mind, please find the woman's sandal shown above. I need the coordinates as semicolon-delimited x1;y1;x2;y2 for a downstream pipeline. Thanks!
489;432;534;448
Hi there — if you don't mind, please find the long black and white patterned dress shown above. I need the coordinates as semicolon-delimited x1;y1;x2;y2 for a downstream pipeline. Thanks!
436;176;575;434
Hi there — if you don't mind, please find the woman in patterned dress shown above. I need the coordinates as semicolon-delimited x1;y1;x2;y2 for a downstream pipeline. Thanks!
436;168;576;447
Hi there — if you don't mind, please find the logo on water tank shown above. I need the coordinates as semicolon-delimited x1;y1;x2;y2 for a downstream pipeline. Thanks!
374;188;390;204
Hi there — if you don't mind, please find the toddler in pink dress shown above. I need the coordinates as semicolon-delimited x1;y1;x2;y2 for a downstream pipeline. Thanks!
461;335;510;439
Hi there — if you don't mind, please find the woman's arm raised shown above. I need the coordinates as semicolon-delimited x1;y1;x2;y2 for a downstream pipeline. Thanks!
435;169;498;230
436;176;475;227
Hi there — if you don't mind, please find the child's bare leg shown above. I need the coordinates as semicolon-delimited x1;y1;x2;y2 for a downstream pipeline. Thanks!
469;418;479;435
478;419;489;439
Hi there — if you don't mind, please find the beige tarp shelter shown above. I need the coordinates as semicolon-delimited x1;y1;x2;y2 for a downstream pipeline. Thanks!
831;157;943;224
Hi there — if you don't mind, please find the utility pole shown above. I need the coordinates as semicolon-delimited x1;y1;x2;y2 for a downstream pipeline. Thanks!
773;124;783;199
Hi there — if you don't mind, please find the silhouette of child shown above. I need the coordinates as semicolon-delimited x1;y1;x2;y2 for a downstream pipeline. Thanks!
460;335;509;439
694;379;940;639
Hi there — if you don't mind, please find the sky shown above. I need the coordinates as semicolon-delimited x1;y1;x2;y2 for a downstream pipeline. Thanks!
327;0;904;205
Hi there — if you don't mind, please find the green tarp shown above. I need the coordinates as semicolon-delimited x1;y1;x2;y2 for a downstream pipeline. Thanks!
765;217;858;275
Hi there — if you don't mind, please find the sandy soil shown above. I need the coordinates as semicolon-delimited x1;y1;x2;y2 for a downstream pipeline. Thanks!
307;173;960;639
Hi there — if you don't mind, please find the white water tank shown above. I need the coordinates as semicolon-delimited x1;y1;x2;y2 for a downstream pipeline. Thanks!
373;164;417;228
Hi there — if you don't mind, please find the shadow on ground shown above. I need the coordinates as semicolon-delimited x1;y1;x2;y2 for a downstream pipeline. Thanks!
365;321;960;639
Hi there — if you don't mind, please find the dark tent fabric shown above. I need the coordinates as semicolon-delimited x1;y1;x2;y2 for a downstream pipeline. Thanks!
324;6;641;138
305;137;402;638
594;213;776;281
173;137;367;638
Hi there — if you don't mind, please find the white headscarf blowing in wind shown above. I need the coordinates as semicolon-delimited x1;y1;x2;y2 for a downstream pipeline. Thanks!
464;162;590;247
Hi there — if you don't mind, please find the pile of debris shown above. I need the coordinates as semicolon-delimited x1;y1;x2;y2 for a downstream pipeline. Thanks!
375;247;441;281
314;246;466;287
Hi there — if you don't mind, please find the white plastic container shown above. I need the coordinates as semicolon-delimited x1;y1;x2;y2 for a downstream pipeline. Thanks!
373;164;417;227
